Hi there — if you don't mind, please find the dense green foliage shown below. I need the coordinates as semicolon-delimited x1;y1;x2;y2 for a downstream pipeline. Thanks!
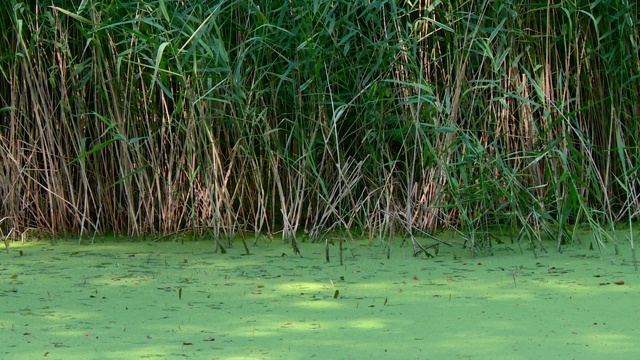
1;0;639;256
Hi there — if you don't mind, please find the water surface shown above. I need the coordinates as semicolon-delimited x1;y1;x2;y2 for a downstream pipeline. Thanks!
1;234;638;359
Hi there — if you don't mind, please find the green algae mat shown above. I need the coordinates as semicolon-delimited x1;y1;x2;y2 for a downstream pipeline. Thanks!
1;236;639;359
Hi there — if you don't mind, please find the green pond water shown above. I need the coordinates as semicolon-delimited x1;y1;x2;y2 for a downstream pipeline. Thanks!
1;233;639;359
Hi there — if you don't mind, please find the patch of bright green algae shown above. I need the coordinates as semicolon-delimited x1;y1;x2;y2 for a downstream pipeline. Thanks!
1;235;639;359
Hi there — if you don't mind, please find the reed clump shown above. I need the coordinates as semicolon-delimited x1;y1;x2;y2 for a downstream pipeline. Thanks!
0;0;638;256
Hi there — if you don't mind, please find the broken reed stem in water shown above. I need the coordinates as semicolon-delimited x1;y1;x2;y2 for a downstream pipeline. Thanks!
325;238;330;263
339;238;343;266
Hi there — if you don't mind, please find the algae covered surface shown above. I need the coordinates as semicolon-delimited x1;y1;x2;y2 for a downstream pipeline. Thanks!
1;235;639;359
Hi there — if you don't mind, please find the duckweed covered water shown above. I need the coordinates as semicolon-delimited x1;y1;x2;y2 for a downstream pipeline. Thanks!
1;235;639;359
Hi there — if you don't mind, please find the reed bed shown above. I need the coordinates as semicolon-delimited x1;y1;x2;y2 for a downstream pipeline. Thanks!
0;0;638;256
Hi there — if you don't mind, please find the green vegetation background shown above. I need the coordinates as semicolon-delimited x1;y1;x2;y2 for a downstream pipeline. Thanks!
0;0;639;254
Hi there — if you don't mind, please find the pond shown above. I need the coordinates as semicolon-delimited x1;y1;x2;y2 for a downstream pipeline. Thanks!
1;233;638;359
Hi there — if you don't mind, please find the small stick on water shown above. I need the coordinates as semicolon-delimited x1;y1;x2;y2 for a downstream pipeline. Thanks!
325;239;330;263
339;238;343;266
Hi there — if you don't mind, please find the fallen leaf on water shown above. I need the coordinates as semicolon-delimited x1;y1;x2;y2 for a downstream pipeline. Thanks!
251;291;262;295
204;337;215;342
183;342;193;346
614;280;625;285
112;278;121;281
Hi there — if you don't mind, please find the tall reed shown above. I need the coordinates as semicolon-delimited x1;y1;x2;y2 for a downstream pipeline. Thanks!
0;0;638;257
